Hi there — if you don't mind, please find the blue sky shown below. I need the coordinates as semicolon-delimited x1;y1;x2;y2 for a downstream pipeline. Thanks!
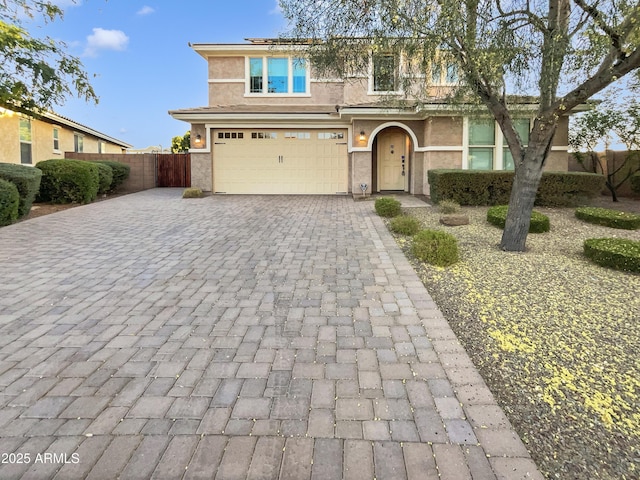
31;1;287;149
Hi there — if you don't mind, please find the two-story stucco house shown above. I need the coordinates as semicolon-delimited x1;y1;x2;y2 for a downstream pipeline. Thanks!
169;38;570;196
0;106;132;166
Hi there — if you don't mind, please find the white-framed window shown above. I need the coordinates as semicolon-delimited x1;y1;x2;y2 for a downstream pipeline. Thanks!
371;53;400;93
251;132;277;139
247;57;309;95
285;132;310;139
19;118;32;164
431;60;459;85
467;118;531;170
98;141;105;154
53;127;60;153
74;133;84;153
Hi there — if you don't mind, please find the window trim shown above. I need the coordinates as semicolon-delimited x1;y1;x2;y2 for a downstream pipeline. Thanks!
368;53;403;95
19;117;32;165
53;126;61;154
245;56;311;97
74;133;84;153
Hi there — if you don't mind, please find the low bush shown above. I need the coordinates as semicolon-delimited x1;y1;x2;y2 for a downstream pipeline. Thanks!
389;215;421;235
0;163;42;217
412;229;459;266
36;159;99;204
182;187;204;198
427;169;604;206
487;205;550;233
91;161;130;191
583;238;640;273
0;178;19;226
437;199;461;214
375;197;402;217
575;206;640;230
629;172;640;194
93;162;113;194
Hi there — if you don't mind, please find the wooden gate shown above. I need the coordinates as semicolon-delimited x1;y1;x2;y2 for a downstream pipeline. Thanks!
156;153;191;187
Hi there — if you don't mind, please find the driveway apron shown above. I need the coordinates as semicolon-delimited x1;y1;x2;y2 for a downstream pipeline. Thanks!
0;189;542;479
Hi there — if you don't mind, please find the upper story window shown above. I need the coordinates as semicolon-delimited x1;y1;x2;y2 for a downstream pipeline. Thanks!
431;61;459;85
468;118;531;170
372;54;399;93
248;57;308;95
19;118;32;165
74;133;84;153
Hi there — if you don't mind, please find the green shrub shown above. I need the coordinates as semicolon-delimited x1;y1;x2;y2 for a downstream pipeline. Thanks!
91;161;130;191
438;199;461;214
0;178;19;226
182;187;204;198
487;205;550;233
36;159;99;204
93;162;113;194
390;215;421;235
583;238;640;273
427;169;604;206
412;229;459;266
375;197;402;217
0;163;42;218
630;172;640;195
575;207;640;230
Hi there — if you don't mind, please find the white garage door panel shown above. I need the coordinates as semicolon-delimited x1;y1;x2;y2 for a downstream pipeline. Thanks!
213;129;348;194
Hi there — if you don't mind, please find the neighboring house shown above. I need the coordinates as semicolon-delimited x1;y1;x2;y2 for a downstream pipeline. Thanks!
169;38;571;196
0;106;132;166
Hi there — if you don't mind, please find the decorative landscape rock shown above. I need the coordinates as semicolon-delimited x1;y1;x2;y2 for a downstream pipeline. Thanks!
439;214;470;226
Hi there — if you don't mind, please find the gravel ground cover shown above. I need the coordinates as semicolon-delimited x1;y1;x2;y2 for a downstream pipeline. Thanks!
390;200;639;479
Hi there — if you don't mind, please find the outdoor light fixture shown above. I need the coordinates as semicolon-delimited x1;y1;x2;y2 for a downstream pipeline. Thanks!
195;134;202;143
359;131;366;141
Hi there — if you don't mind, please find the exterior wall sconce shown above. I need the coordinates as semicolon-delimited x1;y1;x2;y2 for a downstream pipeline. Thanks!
359;131;366;142
194;134;202;144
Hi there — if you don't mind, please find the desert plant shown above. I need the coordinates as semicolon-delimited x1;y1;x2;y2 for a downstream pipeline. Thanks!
375;197;402;217
36;159;99;204
412;229;459;267
182;187;204;198
575;207;640;230
0;163;42;217
487;205;550;233
0;178;19;226
389;215;421;235
438;199;461;214
583;238;640;273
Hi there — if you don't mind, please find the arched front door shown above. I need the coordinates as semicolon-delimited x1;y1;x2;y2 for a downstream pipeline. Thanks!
377;128;409;191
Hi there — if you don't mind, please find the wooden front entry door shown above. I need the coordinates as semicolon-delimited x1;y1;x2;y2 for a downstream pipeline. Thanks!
378;130;407;190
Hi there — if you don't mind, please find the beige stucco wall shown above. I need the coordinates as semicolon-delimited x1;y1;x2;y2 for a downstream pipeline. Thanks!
208;81;344;106
544;151;568;171
191;152;213;192
425;116;463;146
1;112;125;165
351;151;372;195
209;57;244;79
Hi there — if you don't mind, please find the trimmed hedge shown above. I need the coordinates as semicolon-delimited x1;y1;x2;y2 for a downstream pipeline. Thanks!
91;161;130;191
375;197;402;217
36;159;99;204
487;205;550;233
389;215;421;235
631;172;640;194
0;163;42;217
575;207;640;230
0;178;19;226
427;169;604;206
412;229;459;266
584;238;640;273
94;162;113;194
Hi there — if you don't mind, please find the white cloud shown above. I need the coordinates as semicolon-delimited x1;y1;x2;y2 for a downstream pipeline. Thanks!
137;6;155;16
84;28;129;57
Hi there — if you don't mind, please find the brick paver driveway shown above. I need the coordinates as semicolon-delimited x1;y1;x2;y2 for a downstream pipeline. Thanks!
0;189;542;479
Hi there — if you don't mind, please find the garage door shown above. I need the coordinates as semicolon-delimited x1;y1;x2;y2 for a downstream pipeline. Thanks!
213;129;348;194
